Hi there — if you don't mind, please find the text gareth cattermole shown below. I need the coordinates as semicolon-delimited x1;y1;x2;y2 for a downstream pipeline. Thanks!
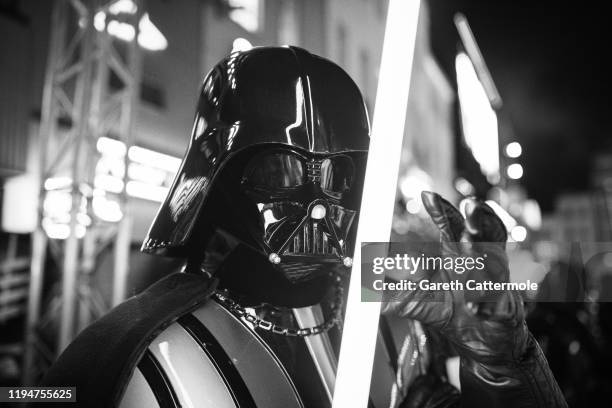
372;254;486;275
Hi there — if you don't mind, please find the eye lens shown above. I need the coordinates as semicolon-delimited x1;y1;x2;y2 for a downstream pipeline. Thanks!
321;155;355;195
244;152;304;189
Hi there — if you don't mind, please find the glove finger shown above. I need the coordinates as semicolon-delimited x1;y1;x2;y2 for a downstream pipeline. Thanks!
461;198;507;244
460;199;511;307
421;191;464;256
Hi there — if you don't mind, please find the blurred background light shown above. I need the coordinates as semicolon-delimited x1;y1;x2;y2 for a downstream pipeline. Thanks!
510;225;528;242
232;37;253;52
93;12;107;32
42;219;87;240
42;191;89;240
127;163;166;185
228;0;261;32
485;199;517;231
505;141;522;158
39;137;180;239
106;20;136;42
96;137;126;157
454;176;475;196
602;252;612;268
95;156;125;179
94;5;167;52
41;221;71;240
522;199;542;230
399;166;433;215
137;13;168;51
94;174;124;194
405;198;420;214
76;213;92;227
95;137;180;203
108;0;137;15
507;163;524;180
126;181;168;202
128;145;181;173
92;194;123;223
456;52;500;184
44;176;72;191
43;191;72;215
1;174;38;233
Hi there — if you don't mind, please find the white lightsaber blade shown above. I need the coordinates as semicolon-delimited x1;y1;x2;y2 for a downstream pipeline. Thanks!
332;1;421;407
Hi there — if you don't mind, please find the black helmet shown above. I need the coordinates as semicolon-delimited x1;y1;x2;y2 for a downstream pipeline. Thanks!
142;46;370;306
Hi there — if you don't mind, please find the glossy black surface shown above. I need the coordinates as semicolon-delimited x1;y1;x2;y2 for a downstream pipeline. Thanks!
241;148;365;264
142;46;370;256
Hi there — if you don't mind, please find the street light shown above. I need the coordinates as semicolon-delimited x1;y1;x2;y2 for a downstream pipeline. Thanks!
93;0;168;51
505;142;522;158
510;225;527;242
507;163;523;180
456;52;500;184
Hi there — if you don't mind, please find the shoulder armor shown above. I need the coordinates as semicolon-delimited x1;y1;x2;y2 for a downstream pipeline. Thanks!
120;300;304;408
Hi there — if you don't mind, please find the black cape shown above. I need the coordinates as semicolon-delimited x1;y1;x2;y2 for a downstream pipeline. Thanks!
40;272;215;408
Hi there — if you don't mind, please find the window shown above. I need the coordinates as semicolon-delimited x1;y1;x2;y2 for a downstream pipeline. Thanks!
228;0;262;32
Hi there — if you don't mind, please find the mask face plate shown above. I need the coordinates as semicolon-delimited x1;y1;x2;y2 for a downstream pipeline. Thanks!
240;148;365;278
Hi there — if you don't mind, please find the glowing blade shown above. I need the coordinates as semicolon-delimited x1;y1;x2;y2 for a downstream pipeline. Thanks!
332;1;422;407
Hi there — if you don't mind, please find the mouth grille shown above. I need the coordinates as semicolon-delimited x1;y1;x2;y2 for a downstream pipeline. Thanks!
284;221;338;256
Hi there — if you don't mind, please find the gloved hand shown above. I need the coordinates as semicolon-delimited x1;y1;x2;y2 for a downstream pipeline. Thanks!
384;191;567;408
398;374;460;408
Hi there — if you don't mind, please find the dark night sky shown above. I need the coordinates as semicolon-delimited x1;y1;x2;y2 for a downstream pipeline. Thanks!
427;0;612;212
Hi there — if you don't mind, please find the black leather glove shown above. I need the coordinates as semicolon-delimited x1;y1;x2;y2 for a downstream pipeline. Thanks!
384;191;567;408
399;374;460;408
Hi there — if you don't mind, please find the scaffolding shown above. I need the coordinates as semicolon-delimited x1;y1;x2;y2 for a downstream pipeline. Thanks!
22;0;143;384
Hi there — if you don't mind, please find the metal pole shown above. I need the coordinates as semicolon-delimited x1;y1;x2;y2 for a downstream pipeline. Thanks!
112;215;132;305
112;0;143;306
77;228;96;332
24;0;144;381
22;230;46;385
57;5;96;351
23;0;67;384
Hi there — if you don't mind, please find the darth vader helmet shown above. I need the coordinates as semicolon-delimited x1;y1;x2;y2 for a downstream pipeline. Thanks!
142;46;370;307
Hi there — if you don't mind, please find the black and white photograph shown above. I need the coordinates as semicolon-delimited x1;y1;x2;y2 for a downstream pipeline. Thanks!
0;0;609;407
